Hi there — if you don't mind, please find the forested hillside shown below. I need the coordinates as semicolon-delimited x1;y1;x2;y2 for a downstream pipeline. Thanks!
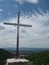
0;48;49;65
26;51;49;65
0;48;13;65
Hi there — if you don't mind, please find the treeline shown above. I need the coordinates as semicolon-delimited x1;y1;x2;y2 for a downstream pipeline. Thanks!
26;50;49;65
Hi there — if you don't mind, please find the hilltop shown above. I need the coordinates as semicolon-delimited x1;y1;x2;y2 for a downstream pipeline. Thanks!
0;48;13;65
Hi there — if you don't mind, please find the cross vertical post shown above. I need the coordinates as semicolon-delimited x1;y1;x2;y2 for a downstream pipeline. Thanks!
16;12;20;58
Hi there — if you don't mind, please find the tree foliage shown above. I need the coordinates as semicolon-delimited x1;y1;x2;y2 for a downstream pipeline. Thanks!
26;50;49;65
0;48;13;65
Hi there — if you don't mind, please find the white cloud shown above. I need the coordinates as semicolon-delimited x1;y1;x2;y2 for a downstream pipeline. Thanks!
15;0;38;4
27;0;38;3
0;9;3;12
15;0;24;4
0;10;49;48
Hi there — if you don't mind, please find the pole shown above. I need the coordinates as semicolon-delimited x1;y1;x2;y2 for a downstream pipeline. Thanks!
16;12;20;58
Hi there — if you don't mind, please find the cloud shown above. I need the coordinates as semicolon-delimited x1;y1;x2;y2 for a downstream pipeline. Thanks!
21;29;26;33
15;0;39;4
0;9;49;48
14;5;18;8
27;0;38;3
0;29;16;48
0;9;3;12
0;25;5;30
0;23;5;30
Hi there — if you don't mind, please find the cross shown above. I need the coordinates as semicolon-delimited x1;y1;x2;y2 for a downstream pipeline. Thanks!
4;12;32;58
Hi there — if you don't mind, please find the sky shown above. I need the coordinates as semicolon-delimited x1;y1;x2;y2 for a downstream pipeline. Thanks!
0;0;49;48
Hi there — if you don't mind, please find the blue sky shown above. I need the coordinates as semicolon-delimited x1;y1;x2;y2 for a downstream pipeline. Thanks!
0;0;49;48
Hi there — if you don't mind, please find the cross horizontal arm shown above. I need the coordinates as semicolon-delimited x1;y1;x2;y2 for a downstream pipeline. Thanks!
4;22;32;27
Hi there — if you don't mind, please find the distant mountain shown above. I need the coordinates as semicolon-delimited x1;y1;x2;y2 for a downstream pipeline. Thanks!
4;48;49;53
